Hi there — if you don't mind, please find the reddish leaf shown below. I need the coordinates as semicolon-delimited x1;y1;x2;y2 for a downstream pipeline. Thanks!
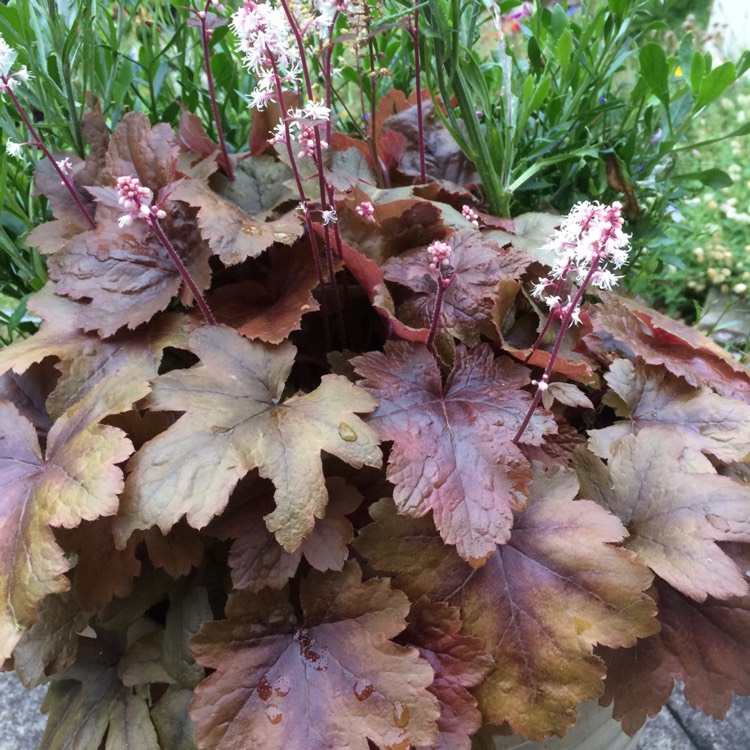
601;567;750;734
337;185;447;266
248;90;299;156
211;476;362;591
189;562;439;750
520;422;587;468
210;242;320;343
336;233;429;342
402;598;494;750
352;342;555;565
171;179;302;266
178;108;233;177
383;230;528;346
355;465;658;740
588;292;750;404
116;326;381;552
47;204;212;337
101;112;179;193
575;428;750;601
589;359;750;461
34;157;95;230
383;100;480;187
0;364;141;659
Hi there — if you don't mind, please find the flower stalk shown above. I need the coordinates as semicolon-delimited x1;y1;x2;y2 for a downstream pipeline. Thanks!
426;239;454;353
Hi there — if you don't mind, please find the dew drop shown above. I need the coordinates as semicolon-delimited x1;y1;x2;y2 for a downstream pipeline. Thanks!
274;675;291;697
706;558;713;564
746;570;750;577
381;728;409;750
264;704;283;725
393;701;410;728
241;224;262;235
338;423;358;442
353;679;374;702
274;232;292;241
257;676;273;701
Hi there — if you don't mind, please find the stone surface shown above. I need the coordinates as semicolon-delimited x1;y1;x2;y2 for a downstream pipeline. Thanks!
0;672;749;749
0;672;46;749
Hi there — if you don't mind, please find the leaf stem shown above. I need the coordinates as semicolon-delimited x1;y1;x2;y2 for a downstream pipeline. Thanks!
513;262;599;445
197;2;234;180
426;276;452;353
3;83;97;229
148;217;216;325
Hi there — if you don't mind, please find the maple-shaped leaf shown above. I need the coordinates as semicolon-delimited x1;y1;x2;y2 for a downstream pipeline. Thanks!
0;355;148;659
352;342;555;565
209;242;320;344
39;636;160;750
116;325;381;551
142;522;205;579
588;358;750;462
575;428;750;601
484;211;563;263
211;476;362;591
383;230;528;348
189;561;439;750
600;566;750;735
401;598;494;750
171;179;302;267
354;465;658;740
520;422;587;469
588;292;750;404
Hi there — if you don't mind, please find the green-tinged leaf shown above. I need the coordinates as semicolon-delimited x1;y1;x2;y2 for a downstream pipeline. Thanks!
696;61;736;109
689;50;705;94
576;428;750;601
189;562;440;749
152;687;198;750
639;43;670;107
588;359;750;462
672;168;732;188
115;326;381;552
0;355;147;659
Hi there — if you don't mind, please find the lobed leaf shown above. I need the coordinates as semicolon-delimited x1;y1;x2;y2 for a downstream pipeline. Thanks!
189;562;440;750
116;326;381;552
575;428;750;601
588;359;750;462
353;342;554;565
355;464;658;740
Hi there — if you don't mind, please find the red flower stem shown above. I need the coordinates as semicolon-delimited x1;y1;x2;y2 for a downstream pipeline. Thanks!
277;0;344;341
411;6;427;184
524;268;572;363
513;261;600;445
148;217;216;326
267;54;330;346
426;276;452;353
4;83;96;229
199;2;234;180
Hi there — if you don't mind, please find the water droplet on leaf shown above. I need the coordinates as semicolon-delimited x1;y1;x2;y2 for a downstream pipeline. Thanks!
241;224;261;235
381;728;409;750
295;629;329;671
274;675;291;697
393;701;410;728
264;704;283;725
338;423;358;442
274;232;292;241
353;679;374;701
257;676;273;701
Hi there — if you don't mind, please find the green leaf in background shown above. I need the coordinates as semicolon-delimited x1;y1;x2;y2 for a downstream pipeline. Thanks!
556;28;573;72
639;43;670;108
689;50;705;94
696;62;736;109
672;168;733;189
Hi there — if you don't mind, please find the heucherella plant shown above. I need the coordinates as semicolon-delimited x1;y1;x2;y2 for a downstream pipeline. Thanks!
0;2;748;749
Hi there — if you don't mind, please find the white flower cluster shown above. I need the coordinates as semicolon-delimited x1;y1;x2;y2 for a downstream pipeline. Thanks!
532;200;630;325
0;34;30;94
116;175;166;228
231;1;301;110
269;100;330;158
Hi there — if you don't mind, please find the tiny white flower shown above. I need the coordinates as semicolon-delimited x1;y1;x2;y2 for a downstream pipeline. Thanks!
5;139;23;157
118;214;133;228
320;208;337;225
302;100;331;122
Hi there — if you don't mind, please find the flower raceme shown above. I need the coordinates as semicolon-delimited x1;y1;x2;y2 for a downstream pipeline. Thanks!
532;200;630;325
116;176;166;228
